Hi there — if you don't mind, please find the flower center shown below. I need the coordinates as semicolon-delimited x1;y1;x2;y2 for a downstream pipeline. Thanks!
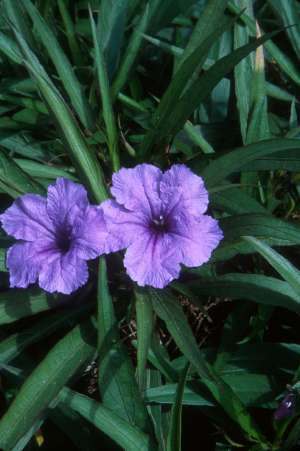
150;215;168;233
55;227;72;253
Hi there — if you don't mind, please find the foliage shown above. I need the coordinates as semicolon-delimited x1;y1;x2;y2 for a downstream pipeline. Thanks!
0;0;300;450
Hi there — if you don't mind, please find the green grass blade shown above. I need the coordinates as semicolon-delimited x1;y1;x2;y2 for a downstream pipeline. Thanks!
176;0;229;70
98;0;128;79
112;4;149;99
0;319;96;450
15;159;76;181
97;258;151;431
135;289;154;390
245;22;269;144
11;28;107;202
243;236;300;297
159;30;282;146
0;150;44;197
0;304;92;365
142;29;281;156
141;12;236;156
233;0;254;143
0;31;22;63
149;289;268;445
59;387;156;451
227;1;300;85
166;364;189;451
21;0;94;130
202;138;300;187
268;0;300;61
89;7;120;171
3;0;35;49
0;288;62;325
57;0;82;67
188;274;300;314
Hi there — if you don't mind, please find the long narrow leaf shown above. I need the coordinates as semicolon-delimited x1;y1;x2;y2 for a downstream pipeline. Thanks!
59;387;156;451
21;0;94;130
89;7;120;171
0;319;97;450
243;236;300;297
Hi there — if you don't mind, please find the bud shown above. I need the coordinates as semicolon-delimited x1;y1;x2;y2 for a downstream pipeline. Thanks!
274;393;296;421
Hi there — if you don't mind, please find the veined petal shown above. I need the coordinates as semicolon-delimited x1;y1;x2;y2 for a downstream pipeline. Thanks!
169;213;223;267
160;164;209;216
0;194;54;241
102;199;148;251
47;178;88;229
73;205;110;259
38;250;88;294
6;243;39;288
111;164;162;217
124;232;181;289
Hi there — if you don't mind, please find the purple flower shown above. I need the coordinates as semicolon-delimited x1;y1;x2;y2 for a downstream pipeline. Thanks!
102;164;223;288
0;178;109;294
274;393;296;421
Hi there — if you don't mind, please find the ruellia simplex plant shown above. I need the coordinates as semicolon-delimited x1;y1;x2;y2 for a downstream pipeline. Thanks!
0;1;300;450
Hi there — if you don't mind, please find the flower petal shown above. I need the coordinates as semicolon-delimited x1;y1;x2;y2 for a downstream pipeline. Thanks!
47;178;88;229
101;199;148;251
169;213;223;267
38;250;88;294
6;242;40;288
73;205;111;259
160;164;209;216
124;232;181;288
111;164;162;217
0;194;54;241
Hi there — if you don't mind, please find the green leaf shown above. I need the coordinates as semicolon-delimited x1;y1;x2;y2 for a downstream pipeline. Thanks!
89;7;120;171
212;213;300;262
21;0;94;130
167;364;189;451
15;159;77;181
50;404;100;451
0;31;22;63
142;29;282;156
0;304;92;365
59;387;156;451
112;5;149;99
141;12;237;156
0;288;62;325
0;248;7;272
227;1;300;86
3;0;35;49
202;138;300;187
243;236;300;297
0;150;44;197
97;258;151;432
57;0;82;67
149;289;268;445
240;148;300;172
233;0;254;143
0;132;52;162
98;0;128;79
145;373;277;409
284;417;300;450
268;0;300;61
176;0;229;70
135;289;154;390
210;187;267;215
0;319;97;450
188;274;300;314
146;369;168;451
221;213;300;245
11;27;107;202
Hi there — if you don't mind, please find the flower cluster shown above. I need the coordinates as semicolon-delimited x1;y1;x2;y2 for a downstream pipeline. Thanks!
0;164;223;293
